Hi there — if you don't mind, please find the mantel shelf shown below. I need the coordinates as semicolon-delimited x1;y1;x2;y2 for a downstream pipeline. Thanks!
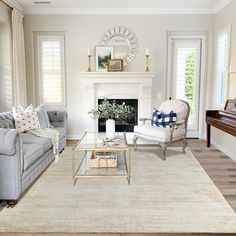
79;71;157;79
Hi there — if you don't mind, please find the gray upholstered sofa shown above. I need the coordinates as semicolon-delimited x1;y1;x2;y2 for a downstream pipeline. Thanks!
0;109;67;206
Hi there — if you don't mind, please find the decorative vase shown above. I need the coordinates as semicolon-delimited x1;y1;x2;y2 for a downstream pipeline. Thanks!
106;119;115;140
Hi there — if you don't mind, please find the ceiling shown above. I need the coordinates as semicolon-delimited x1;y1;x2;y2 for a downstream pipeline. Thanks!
10;0;232;14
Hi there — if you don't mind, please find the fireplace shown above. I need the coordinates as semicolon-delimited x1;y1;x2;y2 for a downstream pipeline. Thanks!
79;72;155;136
98;99;138;132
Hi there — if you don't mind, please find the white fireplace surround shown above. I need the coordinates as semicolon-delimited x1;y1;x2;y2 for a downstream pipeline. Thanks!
80;72;156;134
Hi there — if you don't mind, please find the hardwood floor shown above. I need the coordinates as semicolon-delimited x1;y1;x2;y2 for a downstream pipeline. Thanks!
0;139;235;236
1;234;235;236
67;139;236;212
187;139;236;212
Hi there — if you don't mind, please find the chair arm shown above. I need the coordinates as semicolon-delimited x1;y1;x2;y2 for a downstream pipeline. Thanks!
139;118;152;125
169;120;186;142
170;120;185;128
176;120;186;126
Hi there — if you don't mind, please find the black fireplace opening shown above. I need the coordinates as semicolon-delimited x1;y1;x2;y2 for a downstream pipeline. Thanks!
98;99;138;132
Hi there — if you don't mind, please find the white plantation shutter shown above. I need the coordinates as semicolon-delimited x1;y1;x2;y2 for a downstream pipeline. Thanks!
172;40;201;131
37;35;65;106
216;26;230;106
175;47;196;101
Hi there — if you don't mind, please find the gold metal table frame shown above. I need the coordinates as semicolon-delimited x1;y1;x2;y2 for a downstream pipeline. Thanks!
72;132;131;185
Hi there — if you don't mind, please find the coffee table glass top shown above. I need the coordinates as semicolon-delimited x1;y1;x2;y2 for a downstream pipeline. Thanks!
74;132;129;151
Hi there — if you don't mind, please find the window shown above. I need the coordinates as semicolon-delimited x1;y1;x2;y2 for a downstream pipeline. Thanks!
36;34;65;107
216;26;231;106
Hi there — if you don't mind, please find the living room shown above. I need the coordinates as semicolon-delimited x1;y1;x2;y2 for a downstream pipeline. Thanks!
0;0;236;235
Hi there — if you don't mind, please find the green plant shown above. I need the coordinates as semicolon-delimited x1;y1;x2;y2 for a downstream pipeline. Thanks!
185;52;195;101
88;98;134;120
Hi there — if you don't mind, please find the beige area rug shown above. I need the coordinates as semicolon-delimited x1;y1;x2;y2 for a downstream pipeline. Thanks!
1;147;236;233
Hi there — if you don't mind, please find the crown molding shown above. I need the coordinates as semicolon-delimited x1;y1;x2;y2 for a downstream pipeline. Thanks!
22;7;214;15
3;0;23;11
213;0;232;13
20;0;232;15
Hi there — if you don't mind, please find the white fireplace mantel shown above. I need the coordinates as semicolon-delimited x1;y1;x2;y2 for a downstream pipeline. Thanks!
79;72;156;80
80;71;157;132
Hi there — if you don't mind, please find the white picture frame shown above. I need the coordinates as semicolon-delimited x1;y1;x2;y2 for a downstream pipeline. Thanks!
95;46;114;72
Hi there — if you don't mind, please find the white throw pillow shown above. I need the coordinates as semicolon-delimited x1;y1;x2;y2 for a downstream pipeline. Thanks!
13;105;40;133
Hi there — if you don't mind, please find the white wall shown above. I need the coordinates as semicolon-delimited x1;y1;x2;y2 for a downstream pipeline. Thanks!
23;14;214;138
0;2;12;112
214;0;236;102
211;1;236;160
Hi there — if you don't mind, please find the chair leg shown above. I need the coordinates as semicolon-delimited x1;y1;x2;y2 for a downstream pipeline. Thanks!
160;143;167;160
133;135;138;151
183;138;187;153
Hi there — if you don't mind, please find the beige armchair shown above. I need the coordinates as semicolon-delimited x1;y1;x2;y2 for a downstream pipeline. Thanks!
133;99;190;160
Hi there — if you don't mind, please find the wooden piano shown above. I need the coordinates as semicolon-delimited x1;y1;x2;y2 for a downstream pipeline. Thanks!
206;99;236;147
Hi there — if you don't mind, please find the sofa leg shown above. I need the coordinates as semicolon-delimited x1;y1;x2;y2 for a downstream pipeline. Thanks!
183;138;187;154
132;135;138;151
160;143;167;160
6;200;17;208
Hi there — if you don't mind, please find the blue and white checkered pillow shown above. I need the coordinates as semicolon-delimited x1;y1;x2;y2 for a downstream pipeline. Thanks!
151;109;177;128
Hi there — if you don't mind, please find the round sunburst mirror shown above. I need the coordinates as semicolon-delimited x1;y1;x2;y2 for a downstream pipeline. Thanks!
100;26;139;66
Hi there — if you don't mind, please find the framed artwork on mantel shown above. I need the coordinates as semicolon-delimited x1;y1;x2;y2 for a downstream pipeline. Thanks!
108;59;123;72
95;46;114;72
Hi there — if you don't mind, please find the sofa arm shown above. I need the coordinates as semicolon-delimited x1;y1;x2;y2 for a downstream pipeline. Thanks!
0;135;23;200
47;111;67;128
0;129;18;155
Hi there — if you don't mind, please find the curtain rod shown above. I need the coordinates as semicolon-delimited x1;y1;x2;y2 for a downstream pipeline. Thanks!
0;0;13;10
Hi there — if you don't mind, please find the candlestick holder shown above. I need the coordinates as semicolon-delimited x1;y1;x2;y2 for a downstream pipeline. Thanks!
145;55;150;72
87;55;92;72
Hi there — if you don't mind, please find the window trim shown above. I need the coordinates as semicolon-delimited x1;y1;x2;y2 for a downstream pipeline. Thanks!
34;32;66;109
215;25;231;107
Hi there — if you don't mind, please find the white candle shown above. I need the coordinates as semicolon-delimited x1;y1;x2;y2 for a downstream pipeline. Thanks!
87;48;91;56
145;48;150;56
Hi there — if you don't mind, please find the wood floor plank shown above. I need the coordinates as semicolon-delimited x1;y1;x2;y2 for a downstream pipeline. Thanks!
1;234;236;236
66;139;236;214
1;139;236;235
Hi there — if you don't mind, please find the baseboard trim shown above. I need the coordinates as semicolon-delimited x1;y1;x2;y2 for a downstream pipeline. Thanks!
66;135;83;140
211;139;236;161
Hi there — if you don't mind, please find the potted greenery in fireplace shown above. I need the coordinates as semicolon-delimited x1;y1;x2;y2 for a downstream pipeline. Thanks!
88;98;134;139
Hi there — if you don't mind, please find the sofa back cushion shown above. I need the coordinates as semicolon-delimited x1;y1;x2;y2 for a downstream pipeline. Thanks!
0;112;15;128
35;105;51;129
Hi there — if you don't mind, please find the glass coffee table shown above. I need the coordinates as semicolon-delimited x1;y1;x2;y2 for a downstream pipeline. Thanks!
72;132;131;185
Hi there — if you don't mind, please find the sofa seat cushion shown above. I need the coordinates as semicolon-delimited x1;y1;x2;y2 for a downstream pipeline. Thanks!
134;124;185;142
23;144;44;171
21;133;52;152
54;127;66;140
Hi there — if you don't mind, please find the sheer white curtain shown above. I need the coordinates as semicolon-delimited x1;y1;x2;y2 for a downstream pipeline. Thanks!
12;9;27;106
0;2;13;112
